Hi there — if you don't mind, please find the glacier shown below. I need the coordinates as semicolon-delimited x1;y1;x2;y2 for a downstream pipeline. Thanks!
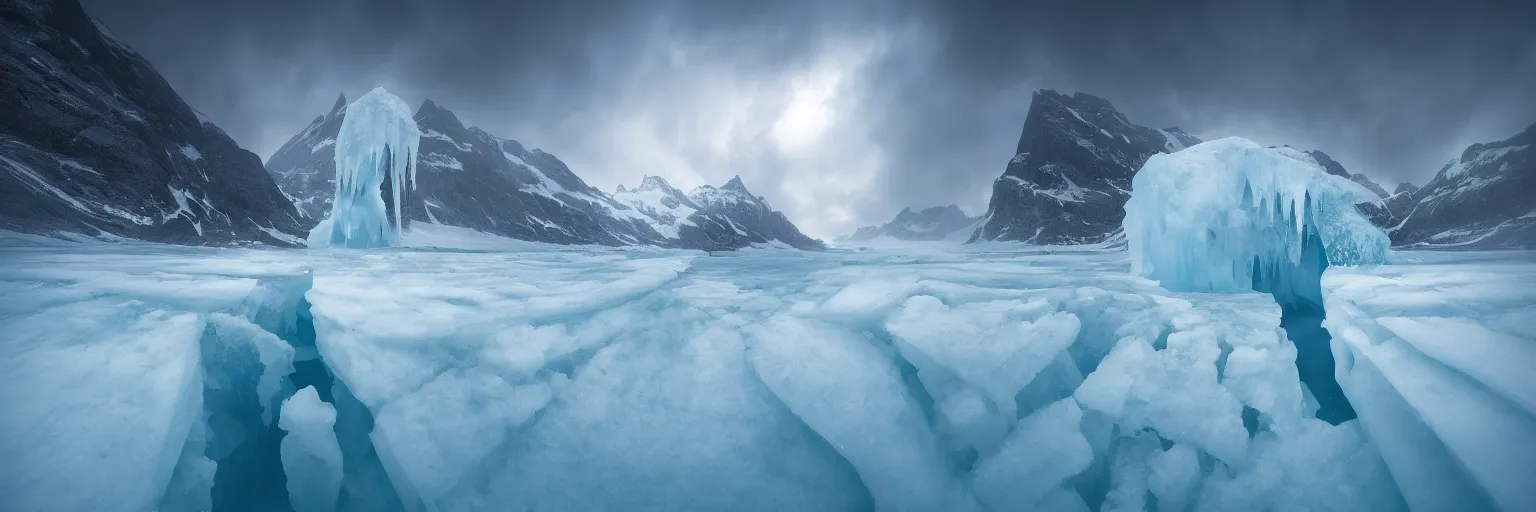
307;87;421;248
1124;137;1389;295
0;223;1531;511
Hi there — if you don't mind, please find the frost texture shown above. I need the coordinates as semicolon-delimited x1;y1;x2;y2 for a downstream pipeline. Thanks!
308;87;420;248
1124;137;1388;292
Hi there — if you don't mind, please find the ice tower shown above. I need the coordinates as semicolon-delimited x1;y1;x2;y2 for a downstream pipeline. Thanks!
306;87;420;248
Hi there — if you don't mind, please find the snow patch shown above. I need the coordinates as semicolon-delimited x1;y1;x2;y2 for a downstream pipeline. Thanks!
178;145;202;161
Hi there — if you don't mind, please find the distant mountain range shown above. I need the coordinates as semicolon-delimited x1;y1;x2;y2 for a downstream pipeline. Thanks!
1383;123;1534;248
265;97;823;251
955;89;1534;250
839;205;977;243
3;0;1528;251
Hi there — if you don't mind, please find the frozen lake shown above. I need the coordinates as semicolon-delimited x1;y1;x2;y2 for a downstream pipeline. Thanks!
1;228;1532;512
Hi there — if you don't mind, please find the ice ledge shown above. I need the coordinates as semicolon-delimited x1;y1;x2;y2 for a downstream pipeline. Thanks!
1321;252;1536;511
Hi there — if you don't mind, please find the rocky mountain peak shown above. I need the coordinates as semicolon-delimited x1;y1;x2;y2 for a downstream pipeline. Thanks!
414;99;466;134
972;89;1201;245
638;175;680;194
330;93;348;113
722;175;750;193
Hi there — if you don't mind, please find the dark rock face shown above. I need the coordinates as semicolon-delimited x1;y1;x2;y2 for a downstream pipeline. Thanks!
970;90;1201;245
264;94;347;221
1390;123;1535;249
268;99;823;250
843;204;977;242
0;0;305;245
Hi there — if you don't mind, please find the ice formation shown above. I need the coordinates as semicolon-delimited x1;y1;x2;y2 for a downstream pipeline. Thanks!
1124;137;1392;425
5;224;1530;511
1123;137;1389;294
307;87;420;248
280;386;343;512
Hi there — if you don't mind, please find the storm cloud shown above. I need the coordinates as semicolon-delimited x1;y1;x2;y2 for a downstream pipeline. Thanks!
83;0;1536;239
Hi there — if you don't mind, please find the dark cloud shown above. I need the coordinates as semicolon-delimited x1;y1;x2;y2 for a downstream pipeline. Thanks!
82;0;1536;238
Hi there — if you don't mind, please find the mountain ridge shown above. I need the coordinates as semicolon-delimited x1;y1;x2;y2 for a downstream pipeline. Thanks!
842;204;978;242
265;97;824;251
0;0;307;246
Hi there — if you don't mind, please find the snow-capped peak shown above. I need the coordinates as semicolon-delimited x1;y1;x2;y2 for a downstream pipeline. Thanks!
612;175;699;239
722;175;750;193
637;175;681;194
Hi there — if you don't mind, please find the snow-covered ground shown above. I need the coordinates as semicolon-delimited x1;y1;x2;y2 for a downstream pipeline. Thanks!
0;231;1530;511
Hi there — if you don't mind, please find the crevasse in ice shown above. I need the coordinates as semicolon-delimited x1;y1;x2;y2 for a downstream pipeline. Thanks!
1123;137;1388;293
306;87;420;248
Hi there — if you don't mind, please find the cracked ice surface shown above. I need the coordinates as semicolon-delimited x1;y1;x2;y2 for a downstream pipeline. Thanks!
1323;250;1536;512
0;228;1526;511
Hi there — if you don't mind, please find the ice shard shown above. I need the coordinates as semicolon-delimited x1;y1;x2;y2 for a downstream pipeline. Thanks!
280;386;343;512
307;87;420;248
1123;137;1388;293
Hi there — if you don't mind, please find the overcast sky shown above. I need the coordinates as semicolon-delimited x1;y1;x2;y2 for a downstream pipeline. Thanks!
83;0;1536;239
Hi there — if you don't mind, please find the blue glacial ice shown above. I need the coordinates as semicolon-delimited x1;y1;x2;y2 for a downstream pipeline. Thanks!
0;223;1531;511
307;87;420;248
1124;137;1391;425
1124;137;1389;295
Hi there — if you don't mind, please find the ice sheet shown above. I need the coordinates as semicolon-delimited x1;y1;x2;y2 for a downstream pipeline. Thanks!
2;235;1526;511
1323;251;1536;512
0;276;209;510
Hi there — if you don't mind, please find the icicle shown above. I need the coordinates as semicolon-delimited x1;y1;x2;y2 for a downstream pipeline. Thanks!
1123;138;1388;293
306;87;420;248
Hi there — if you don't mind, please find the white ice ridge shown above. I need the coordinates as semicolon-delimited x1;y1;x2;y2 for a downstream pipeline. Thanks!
308;87;421;248
1124;137;1388;292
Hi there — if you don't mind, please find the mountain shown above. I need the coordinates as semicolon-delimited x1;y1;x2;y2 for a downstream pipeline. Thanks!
1359;182;1420;231
969;90;1201;245
268;99;823;250
265;93;347;220
1293;149;1420;231
267;98;668;246
614;175;826;251
1306;150;1390;199
611;175;696;239
842;204;978;242
1389;123;1535;249
0;0;305;245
